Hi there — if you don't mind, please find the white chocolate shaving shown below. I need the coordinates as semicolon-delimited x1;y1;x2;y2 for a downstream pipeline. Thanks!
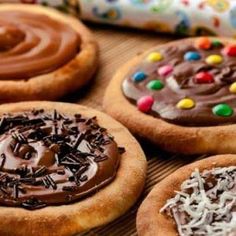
160;167;236;236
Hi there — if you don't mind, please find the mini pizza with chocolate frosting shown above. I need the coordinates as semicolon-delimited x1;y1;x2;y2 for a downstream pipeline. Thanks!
0;101;146;236
0;4;98;102
104;37;236;154
137;154;236;236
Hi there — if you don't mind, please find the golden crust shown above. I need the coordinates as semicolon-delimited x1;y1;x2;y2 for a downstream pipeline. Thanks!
136;154;236;236
0;4;98;102
136;155;236;236
103;37;236;155
0;101;147;236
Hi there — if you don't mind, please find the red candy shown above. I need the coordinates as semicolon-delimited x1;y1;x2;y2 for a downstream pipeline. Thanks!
223;45;236;57
137;96;154;113
194;72;214;84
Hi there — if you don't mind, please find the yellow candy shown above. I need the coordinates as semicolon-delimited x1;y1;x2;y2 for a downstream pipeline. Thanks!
176;98;195;109
206;55;223;65
147;52;163;62
230;82;236;93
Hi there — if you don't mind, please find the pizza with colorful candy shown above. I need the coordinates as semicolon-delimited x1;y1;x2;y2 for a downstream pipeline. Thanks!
123;37;236;126
103;37;236;154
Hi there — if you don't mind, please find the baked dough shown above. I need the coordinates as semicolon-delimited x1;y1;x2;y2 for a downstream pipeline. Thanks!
136;154;236;236
0;4;98;102
0;101;146;236
103;37;236;154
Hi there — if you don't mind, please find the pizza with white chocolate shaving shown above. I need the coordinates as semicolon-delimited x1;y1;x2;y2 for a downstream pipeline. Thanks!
137;155;236;236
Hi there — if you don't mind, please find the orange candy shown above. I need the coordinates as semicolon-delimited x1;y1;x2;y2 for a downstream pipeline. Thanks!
195;37;211;50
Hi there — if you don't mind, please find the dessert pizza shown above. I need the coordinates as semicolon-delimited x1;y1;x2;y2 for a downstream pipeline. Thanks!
0;101;146;236
137;155;236;236
0;4;98;102
104;37;236;154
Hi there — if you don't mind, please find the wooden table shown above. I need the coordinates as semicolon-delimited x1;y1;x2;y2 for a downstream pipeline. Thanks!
65;23;202;236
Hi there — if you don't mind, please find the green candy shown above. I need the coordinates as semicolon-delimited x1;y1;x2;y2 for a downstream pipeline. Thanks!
147;80;164;90
212;104;233;117
212;40;223;48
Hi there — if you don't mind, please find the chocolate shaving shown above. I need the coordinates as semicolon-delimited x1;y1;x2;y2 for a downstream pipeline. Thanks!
0;186;8;195
0;174;7;182
73;133;85;149
94;155;108;162
118;147;126;154
20;177;35;184
53;110;58;120
13;183;19;199
62;186;77;192
45;175;57;190
0;117;6;132
22;198;46;210
57;169;65;175
34;166;46;177
0;154;6;169
80;175;88;182
0;109;124;210
13;142;21;155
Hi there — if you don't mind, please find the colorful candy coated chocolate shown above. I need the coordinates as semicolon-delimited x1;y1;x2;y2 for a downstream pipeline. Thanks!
229;82;236;93
213;104;233;117
147;52;163;62
194;72;214;84
205;55;223;64
195;37;211;50
176;98;195;109
147;80;164;90
212;40;223;48
137;96;154;113
158;65;173;77
223;45;236;57
184;51;201;61
132;71;147;82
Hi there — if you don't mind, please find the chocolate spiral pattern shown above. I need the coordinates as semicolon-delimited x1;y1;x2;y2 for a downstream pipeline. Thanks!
0;110;123;210
123;38;236;126
0;11;80;80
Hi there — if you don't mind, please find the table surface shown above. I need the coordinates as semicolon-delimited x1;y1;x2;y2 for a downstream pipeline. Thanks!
65;23;203;236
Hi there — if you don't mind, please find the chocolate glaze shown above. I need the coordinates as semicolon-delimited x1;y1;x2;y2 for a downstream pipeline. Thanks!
0;11;80;80
122;40;236;126
0;109;123;210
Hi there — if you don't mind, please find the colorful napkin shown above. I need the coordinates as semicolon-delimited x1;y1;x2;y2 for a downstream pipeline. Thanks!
3;0;236;37
79;0;236;37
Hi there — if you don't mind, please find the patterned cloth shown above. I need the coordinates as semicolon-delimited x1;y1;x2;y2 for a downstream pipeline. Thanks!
3;0;236;37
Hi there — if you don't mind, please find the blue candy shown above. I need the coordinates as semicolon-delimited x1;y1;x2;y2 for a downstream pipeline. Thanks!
132;72;147;82
184;51;201;61
230;6;236;28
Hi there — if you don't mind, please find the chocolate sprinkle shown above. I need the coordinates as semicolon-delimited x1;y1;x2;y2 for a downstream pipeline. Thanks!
0;109;124;210
0;154;5;169
118;147;126;154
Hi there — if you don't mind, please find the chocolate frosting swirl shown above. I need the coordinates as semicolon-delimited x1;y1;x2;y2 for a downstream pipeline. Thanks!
122;38;236;126
0;109;123;210
0;11;80;80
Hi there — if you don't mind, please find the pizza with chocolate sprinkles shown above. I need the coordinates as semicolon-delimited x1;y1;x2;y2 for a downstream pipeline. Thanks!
0;103;146;235
0;109;124;209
